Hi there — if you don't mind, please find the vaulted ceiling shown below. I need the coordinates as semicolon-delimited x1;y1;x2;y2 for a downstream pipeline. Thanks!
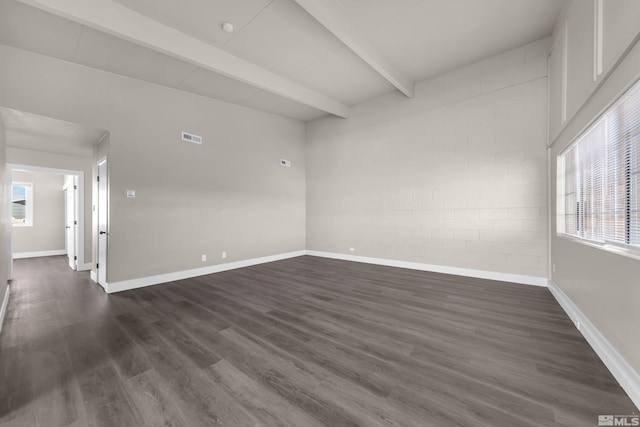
0;0;564;121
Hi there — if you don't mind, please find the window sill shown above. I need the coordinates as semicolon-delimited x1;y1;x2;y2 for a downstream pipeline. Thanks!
557;233;640;262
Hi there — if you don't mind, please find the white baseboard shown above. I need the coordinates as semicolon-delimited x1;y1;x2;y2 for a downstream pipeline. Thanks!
0;285;10;335
305;250;548;287
105;250;546;293
90;270;97;283
78;263;92;272
106;250;307;294
548;280;640;410
13;249;66;259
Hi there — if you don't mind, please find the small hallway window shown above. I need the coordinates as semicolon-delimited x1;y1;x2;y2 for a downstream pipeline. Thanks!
12;182;33;226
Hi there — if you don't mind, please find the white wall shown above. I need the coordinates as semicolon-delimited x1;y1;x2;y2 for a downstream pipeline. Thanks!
0;44;306;284
548;1;640;381
306;38;550;279
11;170;64;255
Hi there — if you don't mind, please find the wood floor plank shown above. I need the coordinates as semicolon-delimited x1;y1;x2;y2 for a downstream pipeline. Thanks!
151;318;220;368
28;333;86;427
207;359;325;427
121;369;194;427
0;412;38;427
218;326;327;387
263;330;396;398
0;344;33;423
0;255;636;427
77;365;143;427
116;313;257;427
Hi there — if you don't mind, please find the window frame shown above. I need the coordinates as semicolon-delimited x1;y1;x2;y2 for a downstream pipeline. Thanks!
11;181;34;227
557;78;640;261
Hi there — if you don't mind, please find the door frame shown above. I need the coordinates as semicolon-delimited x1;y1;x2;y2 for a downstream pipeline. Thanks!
96;156;108;289
8;164;86;271
63;177;78;270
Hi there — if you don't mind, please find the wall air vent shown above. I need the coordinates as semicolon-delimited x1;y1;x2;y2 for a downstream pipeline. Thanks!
181;131;202;144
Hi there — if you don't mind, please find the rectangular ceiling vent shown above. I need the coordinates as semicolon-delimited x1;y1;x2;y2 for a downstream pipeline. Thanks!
181;131;202;144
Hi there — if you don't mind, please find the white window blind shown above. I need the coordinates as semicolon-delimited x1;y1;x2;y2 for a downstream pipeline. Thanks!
558;79;640;251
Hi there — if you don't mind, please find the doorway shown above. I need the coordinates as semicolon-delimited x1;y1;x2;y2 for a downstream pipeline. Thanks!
8;164;86;273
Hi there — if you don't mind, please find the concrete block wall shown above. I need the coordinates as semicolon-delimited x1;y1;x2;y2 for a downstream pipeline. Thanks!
306;38;550;278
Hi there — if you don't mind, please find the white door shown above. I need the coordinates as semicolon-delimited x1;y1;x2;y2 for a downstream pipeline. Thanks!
97;158;108;287
64;183;77;270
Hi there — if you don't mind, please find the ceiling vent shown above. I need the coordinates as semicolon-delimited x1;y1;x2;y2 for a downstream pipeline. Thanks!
181;131;202;144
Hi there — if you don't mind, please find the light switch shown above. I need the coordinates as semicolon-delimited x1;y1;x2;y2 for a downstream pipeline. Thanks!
125;189;136;198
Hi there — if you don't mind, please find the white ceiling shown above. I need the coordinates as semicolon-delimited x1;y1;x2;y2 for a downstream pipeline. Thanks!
0;0;565;122
349;0;567;80
0;108;108;157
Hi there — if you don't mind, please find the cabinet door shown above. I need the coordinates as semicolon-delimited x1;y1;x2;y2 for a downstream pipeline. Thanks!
566;1;597;122
549;32;564;141
602;1;640;76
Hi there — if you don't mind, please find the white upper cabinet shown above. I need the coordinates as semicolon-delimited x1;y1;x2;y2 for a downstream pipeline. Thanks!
548;31;564;141
549;0;640;143
602;0;640;75
565;1;596;121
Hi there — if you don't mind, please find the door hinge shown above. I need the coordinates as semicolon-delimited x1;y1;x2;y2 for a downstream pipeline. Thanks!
96;263;99;269
74;220;77;225
74;256;77;260
74;185;77;190
97;176;100;182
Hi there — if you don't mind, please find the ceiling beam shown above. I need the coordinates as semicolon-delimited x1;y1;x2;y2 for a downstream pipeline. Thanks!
292;0;415;98
17;0;350;118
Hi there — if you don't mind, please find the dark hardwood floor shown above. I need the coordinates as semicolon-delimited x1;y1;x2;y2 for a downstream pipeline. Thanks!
0;255;636;426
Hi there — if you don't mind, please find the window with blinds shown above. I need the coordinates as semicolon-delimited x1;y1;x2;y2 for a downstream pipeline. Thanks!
558;78;640;251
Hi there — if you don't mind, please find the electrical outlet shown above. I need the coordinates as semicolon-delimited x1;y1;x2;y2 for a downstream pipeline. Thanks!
222;251;227;259
349;247;355;252
201;254;207;262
